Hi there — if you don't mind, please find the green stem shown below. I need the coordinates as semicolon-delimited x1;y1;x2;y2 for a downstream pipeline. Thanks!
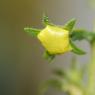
87;42;95;95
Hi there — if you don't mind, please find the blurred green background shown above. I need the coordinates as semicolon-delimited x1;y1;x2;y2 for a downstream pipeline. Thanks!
0;0;95;95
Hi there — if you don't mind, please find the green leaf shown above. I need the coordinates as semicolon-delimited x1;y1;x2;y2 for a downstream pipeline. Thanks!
53;69;73;83
42;14;53;26
46;79;63;90
43;51;55;62
24;27;40;37
39;79;63;95
53;69;66;77
70;40;86;55
63;18;76;31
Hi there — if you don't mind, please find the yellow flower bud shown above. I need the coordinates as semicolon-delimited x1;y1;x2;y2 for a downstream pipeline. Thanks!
37;25;71;54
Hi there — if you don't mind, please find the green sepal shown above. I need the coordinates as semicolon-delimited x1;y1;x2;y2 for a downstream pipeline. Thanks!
24;27;40;37
63;18;76;31
70;40;86;55
43;51;55;62
42;14;54;26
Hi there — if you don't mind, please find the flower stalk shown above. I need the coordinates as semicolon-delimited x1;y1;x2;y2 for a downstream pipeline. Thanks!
87;41;95;95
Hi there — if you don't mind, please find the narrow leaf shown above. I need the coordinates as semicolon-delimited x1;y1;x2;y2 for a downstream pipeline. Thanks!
63;19;76;31
43;51;55;62
53;69;66;77
24;27;40;37
39;79;63;95
70;40;86;55
53;69;72;82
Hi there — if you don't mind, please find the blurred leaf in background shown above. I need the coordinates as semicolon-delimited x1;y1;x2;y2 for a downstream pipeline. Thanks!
88;0;95;9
